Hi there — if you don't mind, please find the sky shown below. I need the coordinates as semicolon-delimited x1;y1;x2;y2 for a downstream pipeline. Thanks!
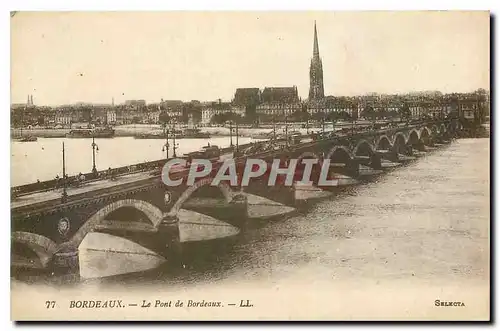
10;11;490;106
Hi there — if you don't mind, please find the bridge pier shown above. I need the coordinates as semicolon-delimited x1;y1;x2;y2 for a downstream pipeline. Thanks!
414;140;427;152
405;145;414;156
157;214;182;264
180;194;249;229
228;194;249;227
347;161;360;178
51;246;79;276
424;137;435;147
244;177;296;208
378;149;399;163
330;160;359;179
369;153;382;170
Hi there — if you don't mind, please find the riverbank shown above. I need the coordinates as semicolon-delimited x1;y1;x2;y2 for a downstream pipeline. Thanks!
11;124;329;139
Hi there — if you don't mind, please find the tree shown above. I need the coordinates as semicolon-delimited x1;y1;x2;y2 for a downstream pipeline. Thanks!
312;111;326;122
326;111;339;122
362;105;376;120
338;111;352;121
37;116;45;126
300;109;311;122
159;111;170;125
289;109;310;122
210;112;243;125
289;110;301;122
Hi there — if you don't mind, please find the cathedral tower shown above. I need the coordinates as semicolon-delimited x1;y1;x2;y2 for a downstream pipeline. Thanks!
308;21;325;101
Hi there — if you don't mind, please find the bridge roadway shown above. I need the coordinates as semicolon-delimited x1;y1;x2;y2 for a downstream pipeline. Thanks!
9;120;441;215
11;172;155;210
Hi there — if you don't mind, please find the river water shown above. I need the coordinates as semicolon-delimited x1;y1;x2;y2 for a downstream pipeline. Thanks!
110;138;490;285
11;138;490;320
10;136;258;186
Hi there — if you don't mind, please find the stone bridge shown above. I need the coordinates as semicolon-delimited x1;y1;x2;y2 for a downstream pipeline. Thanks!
11;119;463;276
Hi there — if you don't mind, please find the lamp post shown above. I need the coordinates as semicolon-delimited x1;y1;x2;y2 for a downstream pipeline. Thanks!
284;115;289;147
229;120;233;147
322;113;325;136
172;121;178;157
91;135;99;175
372;107;376;132
62;142;68;203
273;115;276;141
332;113;336;135
351;109;356;133
162;124;170;158
235;119;239;152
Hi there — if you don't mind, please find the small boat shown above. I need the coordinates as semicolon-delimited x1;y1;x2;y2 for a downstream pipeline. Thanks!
178;128;210;139
66;127;115;138
249;131;273;139
13;124;38;142
187;144;221;160
134;133;163;139
18;135;37;142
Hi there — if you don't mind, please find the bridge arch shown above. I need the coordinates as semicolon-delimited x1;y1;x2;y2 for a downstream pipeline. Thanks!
392;132;407;154
420;127;432;138
375;135;392;151
392;132;407;146
447;121;458;133
407;129;420;146
325;146;354;164
353;139;376;156
68;199;164;248
12;231;58;268
420;127;432;144
169;178;233;216
431;125;439;136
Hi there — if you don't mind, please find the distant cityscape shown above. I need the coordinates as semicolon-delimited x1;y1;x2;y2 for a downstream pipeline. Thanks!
11;22;490;129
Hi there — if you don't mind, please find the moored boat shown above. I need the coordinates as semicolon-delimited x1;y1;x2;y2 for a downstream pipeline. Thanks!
16;135;38;142
66;127;115;138
134;133;163;139
178;128;210;139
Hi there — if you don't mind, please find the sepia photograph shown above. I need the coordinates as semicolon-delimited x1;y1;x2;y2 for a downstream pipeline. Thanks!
9;10;490;321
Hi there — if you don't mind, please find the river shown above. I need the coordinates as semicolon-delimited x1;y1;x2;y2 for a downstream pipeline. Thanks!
10;136;259;187
11;137;489;320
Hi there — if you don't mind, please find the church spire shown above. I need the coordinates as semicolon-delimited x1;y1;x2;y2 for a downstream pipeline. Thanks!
313;20;319;58
309;21;325;101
